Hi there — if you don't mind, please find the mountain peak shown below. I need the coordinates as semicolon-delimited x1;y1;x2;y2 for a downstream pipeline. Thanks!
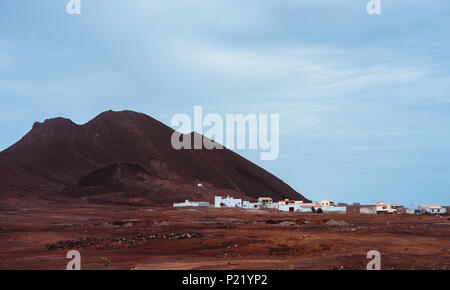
0;110;308;204
32;117;76;131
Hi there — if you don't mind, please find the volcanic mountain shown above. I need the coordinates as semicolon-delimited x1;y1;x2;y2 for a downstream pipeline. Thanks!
0;110;309;206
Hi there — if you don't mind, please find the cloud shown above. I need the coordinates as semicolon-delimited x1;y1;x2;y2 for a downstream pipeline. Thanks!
171;39;432;100
0;38;16;69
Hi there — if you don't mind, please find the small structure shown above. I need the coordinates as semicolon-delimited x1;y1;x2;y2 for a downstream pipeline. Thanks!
278;202;346;213
405;208;421;215
265;202;279;210
279;202;302;212
278;199;297;205
376;202;397;214
278;199;301;211
321;206;346;213
243;200;260;209
215;196;242;208
391;204;405;214
346;203;377;214
299;203;321;212
319;200;334;207
258;197;273;205
173;200;211;207
419;204;446;214
443;206;450;214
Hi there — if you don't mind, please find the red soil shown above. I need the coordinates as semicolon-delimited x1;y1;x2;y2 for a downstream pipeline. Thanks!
0;204;448;270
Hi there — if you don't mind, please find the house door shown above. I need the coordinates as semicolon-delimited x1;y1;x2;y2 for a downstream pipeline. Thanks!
289;207;294;212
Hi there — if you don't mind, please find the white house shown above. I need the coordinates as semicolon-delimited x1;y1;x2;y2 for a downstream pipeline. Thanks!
278;199;300;205
279;203;302;212
319;200;335;207
279;203;317;212
173;200;211;207
405;208;421;215
258;197;273;205
375;202;397;214
242;200;260;209
265;203;279;210
215;196;242;208
419;204;446;214
279;202;345;213
321;206;346;213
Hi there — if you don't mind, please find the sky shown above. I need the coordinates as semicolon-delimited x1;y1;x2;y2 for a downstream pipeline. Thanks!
1;0;450;206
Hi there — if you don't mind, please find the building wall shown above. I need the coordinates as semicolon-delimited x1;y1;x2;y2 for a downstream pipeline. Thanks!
405;208;420;215
265;203;279;209
215;196;242;208
258;198;273;204
360;205;377;214
394;206;406;214
346;204;376;214
173;200;211;207
242;201;260;209
418;205;446;214
279;203;344;213
346;203;360;214
321;206;346;213
279;203;301;212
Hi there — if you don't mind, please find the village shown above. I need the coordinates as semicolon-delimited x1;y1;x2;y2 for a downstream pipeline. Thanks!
174;193;448;216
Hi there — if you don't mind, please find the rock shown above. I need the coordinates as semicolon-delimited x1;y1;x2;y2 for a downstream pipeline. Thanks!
325;219;349;226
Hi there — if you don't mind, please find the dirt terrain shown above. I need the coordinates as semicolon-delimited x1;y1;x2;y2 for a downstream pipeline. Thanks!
0;203;448;270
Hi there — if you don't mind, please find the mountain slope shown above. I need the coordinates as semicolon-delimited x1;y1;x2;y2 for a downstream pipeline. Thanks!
0;110;309;205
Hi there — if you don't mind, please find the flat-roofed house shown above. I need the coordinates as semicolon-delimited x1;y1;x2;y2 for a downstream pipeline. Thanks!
419;204;446;214
279;199;296;205
258;197;273;204
173;200;211;207
376;201;397;214
243;200;260;209
215;196;242;208
319;200;335;207
279;202;302;212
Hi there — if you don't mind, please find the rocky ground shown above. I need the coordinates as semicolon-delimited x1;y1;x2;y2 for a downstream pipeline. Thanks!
0;203;448;270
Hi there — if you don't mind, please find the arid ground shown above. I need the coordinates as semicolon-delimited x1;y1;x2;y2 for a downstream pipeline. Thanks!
0;203;448;270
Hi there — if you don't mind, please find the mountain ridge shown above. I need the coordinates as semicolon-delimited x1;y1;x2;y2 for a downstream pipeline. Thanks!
0;110;309;205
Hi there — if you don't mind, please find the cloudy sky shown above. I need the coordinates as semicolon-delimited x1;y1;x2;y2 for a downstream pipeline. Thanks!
1;0;450;205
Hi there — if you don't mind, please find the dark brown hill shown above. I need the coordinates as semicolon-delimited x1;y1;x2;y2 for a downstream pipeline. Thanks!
0;110;309;205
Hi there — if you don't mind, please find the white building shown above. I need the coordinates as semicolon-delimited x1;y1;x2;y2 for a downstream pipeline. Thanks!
215;196;242;208
405;208;421;215
265;203;279;210
279;202;302;212
279;202;346;213
419;204;446;214
321;206;346;213
258;197;273;204
319;200;334;207
375;202;397;214
278;199;302;205
243;200;260;209
173;200;211;207
279;203;316;212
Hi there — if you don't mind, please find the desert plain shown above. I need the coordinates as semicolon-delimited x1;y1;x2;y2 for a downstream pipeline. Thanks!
0;202;448;270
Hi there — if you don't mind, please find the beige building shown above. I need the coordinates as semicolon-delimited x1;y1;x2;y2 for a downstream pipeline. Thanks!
319;200;334;207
